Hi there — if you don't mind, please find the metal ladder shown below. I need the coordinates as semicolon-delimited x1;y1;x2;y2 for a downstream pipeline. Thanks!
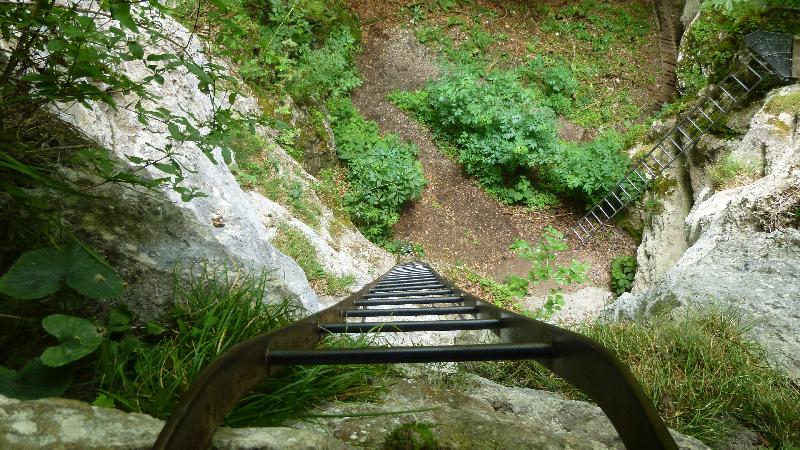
572;55;774;244
154;262;677;450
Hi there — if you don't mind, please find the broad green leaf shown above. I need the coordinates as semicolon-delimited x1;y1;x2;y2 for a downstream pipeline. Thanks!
127;41;144;59
108;305;133;332
0;359;72;399
110;0;138;32
0;247;66;299
92;393;115;408
46;39;67;52
64;242;124;299
145;321;166;336
40;314;104;367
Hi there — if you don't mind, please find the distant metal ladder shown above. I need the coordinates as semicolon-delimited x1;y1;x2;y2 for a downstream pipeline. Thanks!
154;262;678;450
572;30;796;244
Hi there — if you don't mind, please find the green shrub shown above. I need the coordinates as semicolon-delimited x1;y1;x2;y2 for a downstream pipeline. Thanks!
610;255;636;295
467;310;800;447
328;98;426;244
174;0;361;103
395;68;630;204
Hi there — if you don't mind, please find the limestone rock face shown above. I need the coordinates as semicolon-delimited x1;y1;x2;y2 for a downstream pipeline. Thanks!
0;377;707;450
292;376;707;450
604;85;800;379
0;395;352;450
50;7;394;314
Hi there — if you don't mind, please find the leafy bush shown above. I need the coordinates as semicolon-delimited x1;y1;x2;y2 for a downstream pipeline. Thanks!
394;68;630;204
328;98;426;244
708;153;759;190
178;0;361;103
467;310;800;447
610;255;636;296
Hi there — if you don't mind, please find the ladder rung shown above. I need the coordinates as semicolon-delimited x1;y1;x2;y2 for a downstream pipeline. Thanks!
371;284;446;292
685;116;704;133
344;306;480;317
375;279;441;287
718;85;737;102
572;228;586;243
675;126;693;143
746;61;765;80
596;204;612;220
666;136;683;152
618;184;633;200
648;154;665;170
590;209;604;223
319;319;508;333
709;97;727;113
696;106;715;124
604;198;619;213
730;74;750;91
611;192;625;208
379;275;438;282
364;289;453;298
354;297;463;306
266;343;556;366
577;221;589;235
583;216;597;231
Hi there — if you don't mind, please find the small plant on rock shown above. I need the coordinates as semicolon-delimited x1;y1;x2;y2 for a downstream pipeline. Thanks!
610;255;637;296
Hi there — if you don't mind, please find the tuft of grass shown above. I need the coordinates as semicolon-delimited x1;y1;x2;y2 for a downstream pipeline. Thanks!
96;266;386;427
708;153;760;190
272;224;354;296
466;310;800;447
383;421;441;450
765;91;800;115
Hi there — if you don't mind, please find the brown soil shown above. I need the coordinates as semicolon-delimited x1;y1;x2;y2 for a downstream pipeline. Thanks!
349;22;636;291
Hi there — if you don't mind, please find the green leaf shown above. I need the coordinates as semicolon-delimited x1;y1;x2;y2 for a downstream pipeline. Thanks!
108;305;133;332
64;242;124;299
145;320;166;336
110;0;138;32
127;41;144;59
46;39;67;52
40;315;104;367
0;359;72;400
93;393;116;408
0;247;66;299
167;123;182;140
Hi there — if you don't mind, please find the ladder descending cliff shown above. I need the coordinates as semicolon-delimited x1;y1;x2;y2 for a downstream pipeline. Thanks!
572;31;797;245
154;262;678;450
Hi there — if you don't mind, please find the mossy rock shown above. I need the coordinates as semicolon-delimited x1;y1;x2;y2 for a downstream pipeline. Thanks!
383;422;441;450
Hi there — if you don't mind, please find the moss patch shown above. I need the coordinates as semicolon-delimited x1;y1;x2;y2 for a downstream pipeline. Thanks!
383;422;440;450
764;91;800;115
271;224;354;296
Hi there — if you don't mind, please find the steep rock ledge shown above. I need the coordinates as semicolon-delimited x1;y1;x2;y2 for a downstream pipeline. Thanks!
51;9;394;313
604;84;800;379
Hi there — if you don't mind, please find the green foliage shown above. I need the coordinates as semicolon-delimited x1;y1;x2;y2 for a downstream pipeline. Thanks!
384;240;426;258
0;239;125;397
329;98;426;244
0;0;250;203
272;224;354;295
383;421;441;450
0;241;123;301
677;1;800;95
510;227;588;319
395;67;630;204
467;310;800;447
40;314;104;367
610;255;636;296
174;0;360;103
709;153;759;190
0;359;73;400
97;267;388;425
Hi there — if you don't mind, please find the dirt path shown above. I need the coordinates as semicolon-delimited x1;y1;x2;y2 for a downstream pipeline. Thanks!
349;22;637;289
